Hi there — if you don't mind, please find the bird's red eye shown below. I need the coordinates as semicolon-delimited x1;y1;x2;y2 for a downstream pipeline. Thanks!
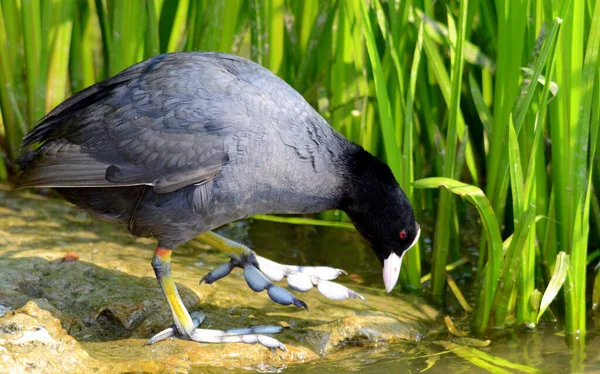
399;230;407;239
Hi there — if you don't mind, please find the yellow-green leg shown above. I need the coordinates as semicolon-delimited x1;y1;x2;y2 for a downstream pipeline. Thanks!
147;246;286;349
151;247;195;335
198;231;255;256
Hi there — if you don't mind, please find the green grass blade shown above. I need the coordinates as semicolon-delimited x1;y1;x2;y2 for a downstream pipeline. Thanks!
21;0;44;123
145;0;160;58
537;251;569;323
399;22;424;289
0;2;24;159
251;214;355;230
249;0;264;64
108;0;145;75
484;0;529;229
45;0;76;111
468;73;493;136
415;176;503;330
519;68;559;97
564;0;600;339
373;0;406;113
199;2;227;52
157;0;179;53
421;257;470;284
547;0;597;340
414;8;495;71
165;0;188;52
265;0;284;74
94;0;111;78
218;0;242;52
421;21;478;184
184;0;201;51
508;114;524;216
491;205;536;328
356;0;400;177
70;0;99;92
513;17;563;133
447;274;473;312
294;1;333;93
429;0;469;305
437;341;544;373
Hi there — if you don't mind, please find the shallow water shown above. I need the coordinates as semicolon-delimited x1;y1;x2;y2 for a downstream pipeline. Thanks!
214;220;600;373
2;187;600;373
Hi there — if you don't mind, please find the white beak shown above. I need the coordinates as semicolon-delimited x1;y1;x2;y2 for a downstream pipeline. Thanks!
382;225;421;292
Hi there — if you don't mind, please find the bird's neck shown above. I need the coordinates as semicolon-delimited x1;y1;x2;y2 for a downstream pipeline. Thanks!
338;147;399;218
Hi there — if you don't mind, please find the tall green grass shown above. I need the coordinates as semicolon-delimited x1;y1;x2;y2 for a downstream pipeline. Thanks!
0;0;599;347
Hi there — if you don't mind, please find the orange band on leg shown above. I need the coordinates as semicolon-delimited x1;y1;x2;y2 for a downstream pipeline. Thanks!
152;246;194;332
155;247;172;259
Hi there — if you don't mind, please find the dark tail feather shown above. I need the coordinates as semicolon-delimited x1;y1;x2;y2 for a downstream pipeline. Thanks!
20;80;123;149
20;54;164;149
14;150;39;171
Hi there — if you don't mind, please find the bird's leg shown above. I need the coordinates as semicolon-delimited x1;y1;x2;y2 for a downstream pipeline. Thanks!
147;247;286;350
151;247;195;335
198;232;364;306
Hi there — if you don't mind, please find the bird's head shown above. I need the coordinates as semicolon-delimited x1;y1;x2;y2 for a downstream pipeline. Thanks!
342;148;421;292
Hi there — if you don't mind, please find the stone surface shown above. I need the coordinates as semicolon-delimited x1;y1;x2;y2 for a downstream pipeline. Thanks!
0;300;101;373
0;188;438;372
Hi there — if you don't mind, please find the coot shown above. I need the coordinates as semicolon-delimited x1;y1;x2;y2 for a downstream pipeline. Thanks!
17;52;420;350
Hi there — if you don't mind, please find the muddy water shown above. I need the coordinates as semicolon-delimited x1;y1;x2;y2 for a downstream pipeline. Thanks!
1;188;599;373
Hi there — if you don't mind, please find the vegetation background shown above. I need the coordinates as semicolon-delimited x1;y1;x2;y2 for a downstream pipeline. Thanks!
0;0;598;351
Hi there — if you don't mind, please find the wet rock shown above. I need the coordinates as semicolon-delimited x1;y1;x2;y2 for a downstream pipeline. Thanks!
0;188;439;372
0;300;100;373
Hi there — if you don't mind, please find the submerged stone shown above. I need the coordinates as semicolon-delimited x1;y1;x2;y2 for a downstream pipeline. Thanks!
0;188;438;372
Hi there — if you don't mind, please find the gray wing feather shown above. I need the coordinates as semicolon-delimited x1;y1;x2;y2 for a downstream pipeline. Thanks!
18;54;232;193
18;52;340;194
18;140;114;188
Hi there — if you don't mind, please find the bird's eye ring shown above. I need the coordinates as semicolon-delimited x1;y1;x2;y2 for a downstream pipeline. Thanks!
399;230;407;239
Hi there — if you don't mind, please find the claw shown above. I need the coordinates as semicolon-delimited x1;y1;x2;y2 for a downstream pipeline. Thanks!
200;262;235;284
292;297;309;310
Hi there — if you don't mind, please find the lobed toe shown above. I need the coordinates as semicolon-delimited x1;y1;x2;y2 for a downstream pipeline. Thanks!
244;264;271;292
267;285;308;309
286;272;314;292
200;262;235;284
316;280;365;301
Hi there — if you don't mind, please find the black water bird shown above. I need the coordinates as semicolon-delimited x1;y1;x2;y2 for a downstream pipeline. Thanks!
17;52;420;349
